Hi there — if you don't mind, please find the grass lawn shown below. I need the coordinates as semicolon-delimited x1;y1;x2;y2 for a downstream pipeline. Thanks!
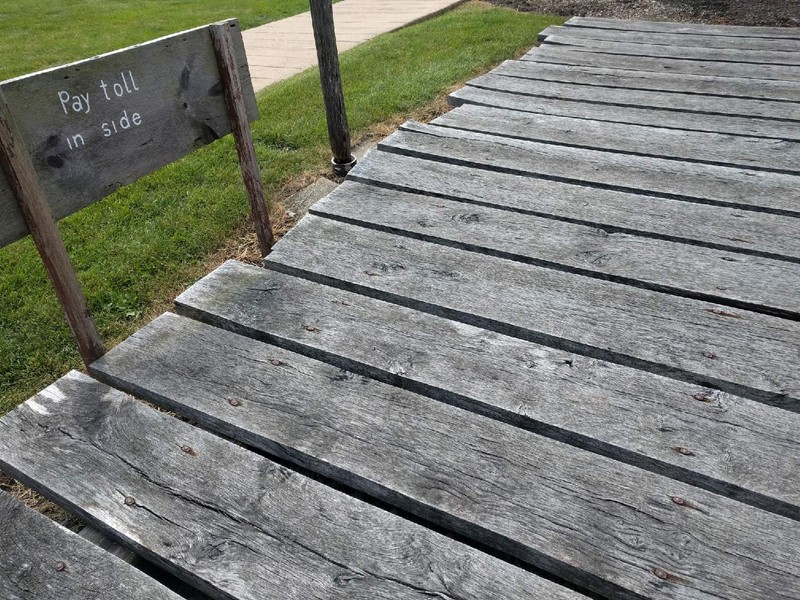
0;2;562;415
0;0;318;81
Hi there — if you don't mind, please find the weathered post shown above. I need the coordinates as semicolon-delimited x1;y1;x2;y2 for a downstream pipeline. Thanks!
0;91;106;367
309;0;356;176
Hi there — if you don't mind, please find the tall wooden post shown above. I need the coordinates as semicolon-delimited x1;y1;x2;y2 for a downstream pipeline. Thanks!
309;0;356;176
0;92;105;367
210;22;275;256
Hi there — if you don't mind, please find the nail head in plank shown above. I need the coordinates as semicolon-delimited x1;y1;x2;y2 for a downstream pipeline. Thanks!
90;311;800;600
0;371;582;600
434;103;800;174
267;216;800;405
385;123;800;216
173;261;800;517
0;490;181;600
348;150;800;262
493;59;800;103
523;45;800;82
449;86;799;141
311;180;800;317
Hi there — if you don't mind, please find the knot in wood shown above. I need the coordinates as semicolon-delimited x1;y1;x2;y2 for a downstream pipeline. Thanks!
228;398;241;407
180;444;197;456
671;496;687;506
672;446;695;456
702;351;717;359
693;393;714;403
653;567;669;580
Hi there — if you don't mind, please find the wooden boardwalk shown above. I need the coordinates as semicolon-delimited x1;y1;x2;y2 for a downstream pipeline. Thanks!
2;17;800;600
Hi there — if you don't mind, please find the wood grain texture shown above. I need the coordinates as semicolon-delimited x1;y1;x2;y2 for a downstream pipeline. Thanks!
347;150;800;262
523;44;800;82
0;371;577;600
382;123;800;216
449;86;799;141
539;24;800;51
0;20;257;249
564;17;800;40
265;216;800;407
210;22;273;256
0;491;181;600
310;180;800;317
433;103;800;174
173;261;800;519
540;35;800;66
0;91;105;366
492;59;800;102
310;0;354;165
465;71;800;121
90;311;800;600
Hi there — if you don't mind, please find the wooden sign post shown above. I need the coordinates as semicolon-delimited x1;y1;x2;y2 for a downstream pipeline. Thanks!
309;0;356;176
0;20;272;367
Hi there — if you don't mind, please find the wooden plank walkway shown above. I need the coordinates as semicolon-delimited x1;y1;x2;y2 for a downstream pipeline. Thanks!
2;16;800;600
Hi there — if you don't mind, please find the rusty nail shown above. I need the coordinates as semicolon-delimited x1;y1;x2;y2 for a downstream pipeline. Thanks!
228;398;241;407
269;359;284;366
673;446;695;456
124;496;137;507
653;567;669;580
702;352;716;359
180;444;196;456
693;393;713;403
55;561;67;572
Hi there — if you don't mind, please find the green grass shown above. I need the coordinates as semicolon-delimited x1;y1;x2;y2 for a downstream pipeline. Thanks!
0;2;563;414
0;0;318;81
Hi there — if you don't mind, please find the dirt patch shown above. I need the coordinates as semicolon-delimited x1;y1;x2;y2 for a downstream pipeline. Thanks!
487;0;800;27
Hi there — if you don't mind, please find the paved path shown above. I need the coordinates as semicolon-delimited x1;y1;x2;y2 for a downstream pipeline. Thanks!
243;0;466;91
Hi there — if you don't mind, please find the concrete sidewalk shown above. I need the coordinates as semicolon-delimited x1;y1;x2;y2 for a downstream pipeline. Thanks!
243;0;466;91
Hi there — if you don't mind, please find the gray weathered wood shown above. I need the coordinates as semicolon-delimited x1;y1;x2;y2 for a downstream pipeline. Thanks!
348;150;800;262
0;20;257;249
266;216;800;406
466;72;800;121
383;123;800;216
172;262;800;519
564;16;800;40
210;22;273;256
0;371;580;600
310;180;800;317
450;85;800;141
434;103;800;174
92;310;800;599
310;0;355;172
0;90;105;366
0;490;181;600
539;35;800;66
523;44;800;81
539;24;800;51
492;59;800;102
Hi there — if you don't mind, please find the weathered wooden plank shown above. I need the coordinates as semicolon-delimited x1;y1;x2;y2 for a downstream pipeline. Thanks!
465;72;800;121
0;490;181;600
449;86;799;141
0;371;577;600
348;151;800;262
92;311;800;600
523;44;800;81
382;123;800;216
493;59;800;103
172;262;800;516
433;104;800;174
0;20;257;249
539;35;800;66
539;24;800;51
564;17;800;40
310;180;799;317
265;216;800;406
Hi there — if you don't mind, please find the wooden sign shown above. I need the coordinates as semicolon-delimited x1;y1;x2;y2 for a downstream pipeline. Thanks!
0;19;257;248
